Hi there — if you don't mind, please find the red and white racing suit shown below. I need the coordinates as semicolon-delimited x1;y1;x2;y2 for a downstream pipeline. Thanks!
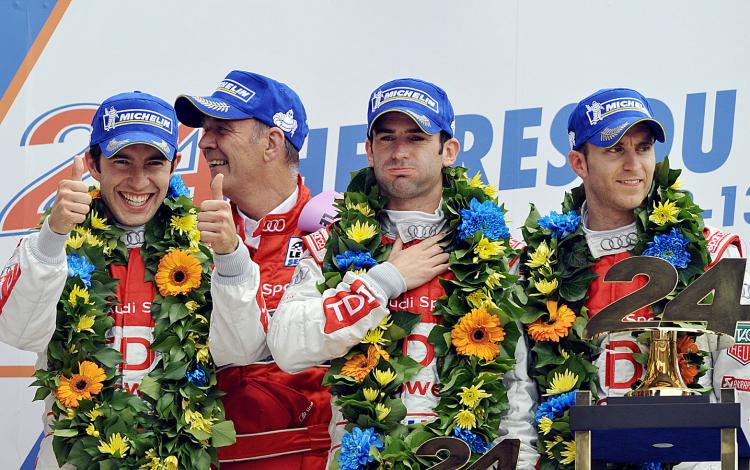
581;207;750;465
215;177;332;470
268;208;539;468
0;215;266;469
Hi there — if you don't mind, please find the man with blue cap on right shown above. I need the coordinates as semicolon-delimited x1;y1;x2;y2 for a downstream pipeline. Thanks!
520;87;750;467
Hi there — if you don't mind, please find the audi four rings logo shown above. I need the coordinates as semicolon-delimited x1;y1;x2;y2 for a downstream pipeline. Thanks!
599;233;639;251
405;224;440;239
263;219;286;232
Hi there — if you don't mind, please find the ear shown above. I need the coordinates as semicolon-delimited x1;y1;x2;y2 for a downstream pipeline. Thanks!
171;151;183;171
441;137;460;167
365;138;374;167
263;127;286;162
84;151;101;182
568;149;588;179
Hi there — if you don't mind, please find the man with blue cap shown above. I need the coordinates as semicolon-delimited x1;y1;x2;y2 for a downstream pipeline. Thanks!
0;91;265;468
175;71;332;469
519;87;750;467
269;78;539;468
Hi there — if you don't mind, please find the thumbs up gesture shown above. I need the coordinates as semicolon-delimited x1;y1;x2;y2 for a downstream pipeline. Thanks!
48;155;92;235
198;174;238;255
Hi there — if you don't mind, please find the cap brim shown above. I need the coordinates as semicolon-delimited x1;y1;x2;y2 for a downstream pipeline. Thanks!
174;94;253;127
589;117;666;149
368;106;440;137
100;131;176;160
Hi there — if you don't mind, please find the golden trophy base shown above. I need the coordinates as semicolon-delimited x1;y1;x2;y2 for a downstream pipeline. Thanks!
625;329;701;397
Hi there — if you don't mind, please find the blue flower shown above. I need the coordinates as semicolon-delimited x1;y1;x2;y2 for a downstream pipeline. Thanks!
534;390;577;423
458;198;510;241
538;211;581;239
642;227;691;269
335;250;378;271
168;174;190;199
186;364;209;387
641;463;662;470
338;427;383;470
67;253;96;288
453;427;488;454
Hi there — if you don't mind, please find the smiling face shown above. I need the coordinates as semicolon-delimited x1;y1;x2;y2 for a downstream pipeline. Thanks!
198;116;266;201
365;112;458;212
86;144;180;227
568;122;656;230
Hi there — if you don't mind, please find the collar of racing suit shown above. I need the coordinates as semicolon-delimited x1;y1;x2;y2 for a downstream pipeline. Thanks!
118;224;146;249
581;201;639;258
380;204;447;243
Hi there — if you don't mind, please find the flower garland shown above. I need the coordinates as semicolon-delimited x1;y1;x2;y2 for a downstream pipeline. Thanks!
32;175;235;469
519;157;710;469
319;167;528;469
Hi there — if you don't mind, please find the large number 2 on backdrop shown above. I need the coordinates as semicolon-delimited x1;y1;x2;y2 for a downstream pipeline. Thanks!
585;256;750;338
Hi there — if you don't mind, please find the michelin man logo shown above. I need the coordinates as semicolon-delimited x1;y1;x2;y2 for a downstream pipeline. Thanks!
104;106;118;131
273;110;297;135
568;131;576;150
586;101;605;125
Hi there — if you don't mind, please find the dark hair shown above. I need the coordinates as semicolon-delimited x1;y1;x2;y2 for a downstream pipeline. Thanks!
252;121;299;167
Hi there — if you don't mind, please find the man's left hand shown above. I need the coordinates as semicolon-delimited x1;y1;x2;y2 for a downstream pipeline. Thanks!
198;174;238;254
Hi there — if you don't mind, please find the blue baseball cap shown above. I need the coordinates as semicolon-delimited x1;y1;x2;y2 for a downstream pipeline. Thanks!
567;87;666;151
90;91;178;160
367;78;455;138
174;70;309;151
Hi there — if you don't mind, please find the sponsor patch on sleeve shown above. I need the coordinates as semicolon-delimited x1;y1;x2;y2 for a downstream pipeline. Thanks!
303;229;329;265
323;279;379;333
0;245;22;314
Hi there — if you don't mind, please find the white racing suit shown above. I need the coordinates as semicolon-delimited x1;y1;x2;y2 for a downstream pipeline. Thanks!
0;218;267;469
268;207;539;468
581;211;750;468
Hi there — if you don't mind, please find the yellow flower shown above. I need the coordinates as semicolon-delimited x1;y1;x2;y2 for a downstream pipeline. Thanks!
378;314;393;330
363;387;379;402
170;213;198;235
649;200;680;226
469;172;485;189
66;408;75;419
56;361;106;408
474;237;505;260
188;229;201;253
155;249;203;296
483;185;498;199
560;440;576;464
526;240;553;269
143;448;161;470
451;307;505;361
85;404;103;420
528;300;577;343
85;232;104;247
375;403;391;421
538;416;553;435
66;233;85;249
373;368;397;387
76;314;96;333
544;435;564;459
90;210;110;231
97;432;129;457
185;409;214;433
546;370;579;395
485;272;505;289
535;278;559;295
69;284;91;307
185;300;199;312
454;409;477;429
670;178;683;190
346;202;375;217
466;289;491;309
195;313;209;324
196;346;210;365
86;423;100;437
458;383;491;408
345;220;377;243
560;349;570;360
362;328;386;345
164;455;179;470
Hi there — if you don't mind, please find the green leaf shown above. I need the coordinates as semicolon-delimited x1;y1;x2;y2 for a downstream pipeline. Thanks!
211;419;237;447
92;348;123;368
139;375;160;400
53;428;79;437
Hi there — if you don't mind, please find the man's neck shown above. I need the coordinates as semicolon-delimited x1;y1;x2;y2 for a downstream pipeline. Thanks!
232;172;297;220
584;200;635;231
384;190;442;213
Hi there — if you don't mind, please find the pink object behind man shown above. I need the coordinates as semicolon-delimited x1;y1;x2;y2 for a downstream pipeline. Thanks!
298;190;341;232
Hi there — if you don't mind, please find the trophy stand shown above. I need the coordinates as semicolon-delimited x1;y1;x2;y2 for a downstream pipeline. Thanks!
626;328;699;397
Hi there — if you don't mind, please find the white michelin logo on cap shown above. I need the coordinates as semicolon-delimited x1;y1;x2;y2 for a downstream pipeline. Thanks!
273;110;298;135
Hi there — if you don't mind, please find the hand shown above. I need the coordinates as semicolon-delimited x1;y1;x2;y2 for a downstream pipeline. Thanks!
198;174;238;255
48;155;92;235
387;234;450;290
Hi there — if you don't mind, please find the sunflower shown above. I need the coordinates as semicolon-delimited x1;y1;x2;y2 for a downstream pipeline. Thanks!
528;300;577;342
346;202;375;218
55;361;106;408
90;210;110;231
649;200;680;226
458;383;491;408
454;409;477;429
345;220;378;243
546;369;578;394
451;307;505;361
474;237;505;260
526;240;554;269
341;353;377;381
535;278;559;295
97;432;129;457
155;249;202;296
